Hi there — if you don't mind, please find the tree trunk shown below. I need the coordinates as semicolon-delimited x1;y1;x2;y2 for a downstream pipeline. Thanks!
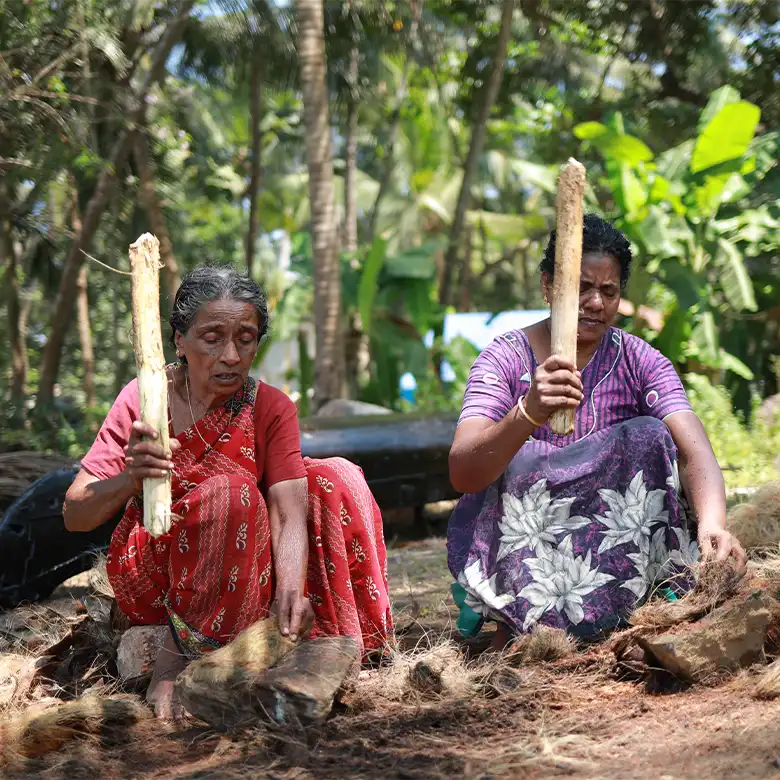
342;45;361;399
69;188;95;408
295;0;342;407
245;43;265;278
1;202;26;407
112;283;127;399
459;224;474;311
439;0;515;310
134;131;181;301
36;0;195;409
75;264;96;407
343;45;359;255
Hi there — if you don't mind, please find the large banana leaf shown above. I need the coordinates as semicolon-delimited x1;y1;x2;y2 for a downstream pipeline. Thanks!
652;307;690;364
715;238;757;312
697;85;741;132
465;210;547;243
358;237;387;338
636;206;686;258
691;101;761;174
691;310;719;364
655;140;694;182
658;259;702;309
573;121;653;166
509;159;557;193
383;242;440;280
616;165;647;216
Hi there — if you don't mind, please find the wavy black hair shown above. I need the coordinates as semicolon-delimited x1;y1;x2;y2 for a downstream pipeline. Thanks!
169;265;269;352
540;214;632;289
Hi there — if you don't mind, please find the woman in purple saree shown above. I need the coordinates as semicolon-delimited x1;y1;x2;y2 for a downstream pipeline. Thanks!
448;215;746;644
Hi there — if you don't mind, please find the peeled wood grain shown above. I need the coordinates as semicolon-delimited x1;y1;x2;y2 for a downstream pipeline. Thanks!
129;233;171;538
549;158;586;435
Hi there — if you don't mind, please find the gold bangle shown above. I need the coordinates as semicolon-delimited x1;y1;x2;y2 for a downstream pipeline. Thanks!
517;395;545;428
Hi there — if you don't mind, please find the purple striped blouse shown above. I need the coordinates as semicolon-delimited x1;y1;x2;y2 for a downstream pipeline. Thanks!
459;327;692;444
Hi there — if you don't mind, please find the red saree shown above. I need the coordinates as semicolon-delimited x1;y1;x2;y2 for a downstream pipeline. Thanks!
106;380;393;659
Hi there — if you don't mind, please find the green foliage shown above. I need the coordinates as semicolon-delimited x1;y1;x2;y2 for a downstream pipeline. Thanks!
1;0;778;501
685;374;780;490
576;87;778;416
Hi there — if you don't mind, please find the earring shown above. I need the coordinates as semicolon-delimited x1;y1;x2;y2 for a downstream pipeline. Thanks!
176;350;183;358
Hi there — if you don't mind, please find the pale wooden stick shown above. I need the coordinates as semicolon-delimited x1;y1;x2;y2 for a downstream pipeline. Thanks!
549;158;586;436
129;233;172;538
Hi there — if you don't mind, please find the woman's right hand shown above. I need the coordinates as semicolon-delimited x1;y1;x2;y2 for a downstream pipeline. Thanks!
524;355;584;424
123;421;180;490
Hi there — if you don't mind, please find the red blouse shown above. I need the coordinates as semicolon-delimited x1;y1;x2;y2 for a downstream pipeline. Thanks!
80;379;307;491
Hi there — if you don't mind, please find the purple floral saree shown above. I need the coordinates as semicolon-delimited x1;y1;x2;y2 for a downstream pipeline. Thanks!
448;328;699;638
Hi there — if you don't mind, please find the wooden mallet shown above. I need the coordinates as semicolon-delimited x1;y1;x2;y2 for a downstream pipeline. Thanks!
549;158;586;436
129;233;172;538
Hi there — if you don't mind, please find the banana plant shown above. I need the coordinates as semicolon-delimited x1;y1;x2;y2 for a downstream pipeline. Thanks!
575;86;778;393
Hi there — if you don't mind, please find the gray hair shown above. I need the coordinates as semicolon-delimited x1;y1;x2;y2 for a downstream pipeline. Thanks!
169;265;269;348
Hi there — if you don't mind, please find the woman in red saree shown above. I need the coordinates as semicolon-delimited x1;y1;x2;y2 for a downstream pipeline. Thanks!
63;266;393;720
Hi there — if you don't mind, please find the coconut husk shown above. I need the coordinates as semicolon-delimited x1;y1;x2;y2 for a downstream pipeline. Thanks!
629;560;741;630
0;694;150;763
753;656;780;700
505;625;576;665
728;484;780;551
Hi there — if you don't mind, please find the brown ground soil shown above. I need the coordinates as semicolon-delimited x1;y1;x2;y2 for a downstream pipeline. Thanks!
3;538;780;780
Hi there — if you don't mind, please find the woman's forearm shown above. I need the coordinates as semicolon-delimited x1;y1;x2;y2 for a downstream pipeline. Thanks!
666;412;727;530
449;406;536;494
63;469;137;532
681;445;727;530
267;478;309;590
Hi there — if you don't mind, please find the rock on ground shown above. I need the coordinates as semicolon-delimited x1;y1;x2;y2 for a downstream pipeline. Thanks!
116;626;167;683
315;399;392;418
639;590;777;682
177;626;358;731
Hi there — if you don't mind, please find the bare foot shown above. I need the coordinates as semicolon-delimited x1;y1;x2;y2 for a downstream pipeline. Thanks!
146;630;189;722
489;623;514;652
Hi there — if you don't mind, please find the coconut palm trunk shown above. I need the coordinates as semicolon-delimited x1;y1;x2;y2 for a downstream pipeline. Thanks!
245;43;265;278
295;0;342;406
343;45;359;256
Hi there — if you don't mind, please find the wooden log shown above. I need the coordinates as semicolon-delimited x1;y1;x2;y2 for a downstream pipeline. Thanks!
549;158;586;435
129;233;171;538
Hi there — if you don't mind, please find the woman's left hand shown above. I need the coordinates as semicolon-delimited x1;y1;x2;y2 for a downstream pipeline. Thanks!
272;588;314;642
697;522;747;575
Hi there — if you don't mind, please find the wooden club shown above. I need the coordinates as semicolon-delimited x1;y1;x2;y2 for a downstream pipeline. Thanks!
129;233;172;538
549;158;586;436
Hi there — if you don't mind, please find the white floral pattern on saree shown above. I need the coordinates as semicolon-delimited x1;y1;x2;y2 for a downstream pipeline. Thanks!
498;479;590;561
457;559;515;617
518;535;614;630
595;470;668;555
447;419;698;637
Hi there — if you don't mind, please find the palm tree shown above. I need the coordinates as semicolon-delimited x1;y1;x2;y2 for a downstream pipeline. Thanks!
295;0;342;406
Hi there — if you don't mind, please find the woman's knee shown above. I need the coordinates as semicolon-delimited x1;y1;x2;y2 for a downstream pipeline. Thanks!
306;456;367;490
624;415;675;445
176;474;265;519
